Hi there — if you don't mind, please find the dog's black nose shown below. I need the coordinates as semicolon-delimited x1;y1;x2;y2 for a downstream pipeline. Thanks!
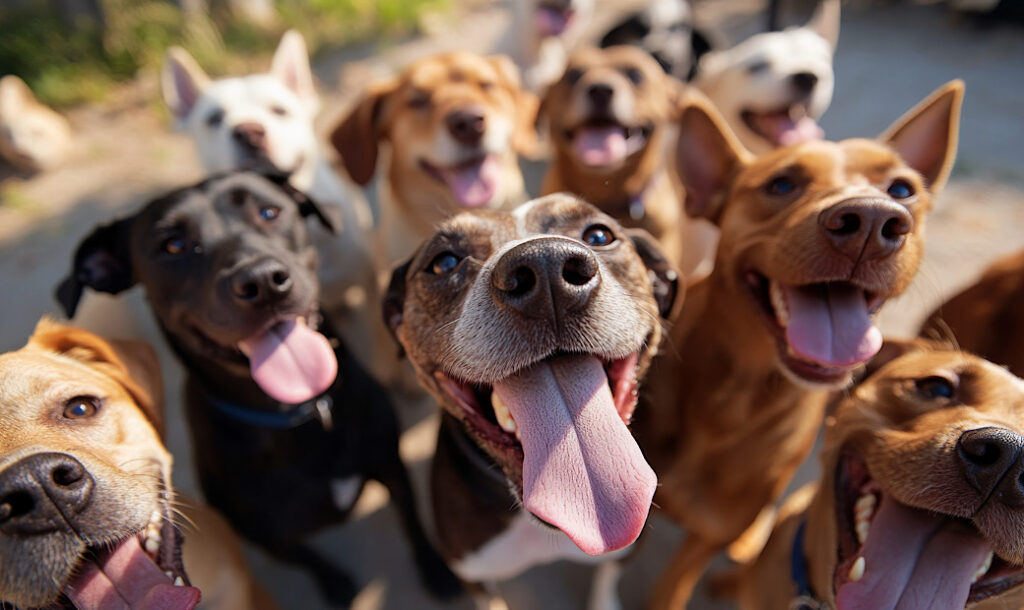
819;198;914;262
958;427;1024;508
0;453;94;535
491;237;600;319
587;83;614;108
233;122;267;152
445;110;486;146
791;72;819;94
231;260;293;306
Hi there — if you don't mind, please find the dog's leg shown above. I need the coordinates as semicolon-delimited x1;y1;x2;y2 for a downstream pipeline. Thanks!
260;540;357;607
588;560;623;610
647;536;721;610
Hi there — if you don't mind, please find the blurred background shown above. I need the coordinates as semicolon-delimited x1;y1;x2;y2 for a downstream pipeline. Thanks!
1;0;1023;608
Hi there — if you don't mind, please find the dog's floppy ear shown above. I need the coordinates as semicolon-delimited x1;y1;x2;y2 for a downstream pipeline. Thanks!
674;92;751;225
270;29;319;114
626;228;681;319
382;257;415;358
264;173;343;234
55;217;136;319
489;54;541;157
28;318;164;438
162;46;210;121
879;80;964;195
329;79;396;186
805;0;840;50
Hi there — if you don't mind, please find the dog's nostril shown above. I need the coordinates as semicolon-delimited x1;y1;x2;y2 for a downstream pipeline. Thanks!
587;84;614;105
791;72;818;93
235;281;259;301
0;492;34;522
504;266;537;297
827;213;861;236
52;463;83;487
881;217;911;240
963;441;1002;467
562;255;596;286
271;270;290;287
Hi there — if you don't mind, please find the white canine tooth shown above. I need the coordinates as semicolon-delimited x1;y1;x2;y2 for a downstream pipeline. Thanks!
848;556;865;582
853;493;876;544
145;537;161;555
971;551;994;584
855;521;870;545
491;393;517;435
165;571;173;579
174;577;185;587
770;281;789;327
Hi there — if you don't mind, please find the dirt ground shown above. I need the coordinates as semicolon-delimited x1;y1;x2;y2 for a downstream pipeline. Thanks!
1;1;1023;608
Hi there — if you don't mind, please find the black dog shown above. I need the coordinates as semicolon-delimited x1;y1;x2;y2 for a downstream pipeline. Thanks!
55;171;460;606
599;0;711;81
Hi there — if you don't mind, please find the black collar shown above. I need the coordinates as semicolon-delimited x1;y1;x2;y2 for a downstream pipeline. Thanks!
205;392;335;431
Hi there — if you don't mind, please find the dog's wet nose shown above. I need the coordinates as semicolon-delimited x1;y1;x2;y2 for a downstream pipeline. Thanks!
0;453;94;535
791;72;819;94
958;427;1024;509
445;110;486;146
233;122;267;151
491;238;600;319
586;83;614;108
820;198;914;262
231;260;293;306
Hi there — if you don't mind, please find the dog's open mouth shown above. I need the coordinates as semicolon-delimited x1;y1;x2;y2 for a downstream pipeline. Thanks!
237;314;337;404
534;3;575;37
832;452;1024;608
62;495;199;610
741;103;823;148
565;119;651;169
420;154;501;209
434;351;655;556
745;271;883;384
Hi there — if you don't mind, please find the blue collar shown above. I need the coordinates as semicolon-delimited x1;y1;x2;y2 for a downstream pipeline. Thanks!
791;520;825;609
206;393;334;430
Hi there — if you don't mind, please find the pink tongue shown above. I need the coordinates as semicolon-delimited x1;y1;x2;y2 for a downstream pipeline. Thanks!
783;283;882;367
491;354;656;555
534;7;571;37
759;113;824;147
837;495;991;610
440;156;501;208
238;317;338;404
65;536;200;610
574;127;628;167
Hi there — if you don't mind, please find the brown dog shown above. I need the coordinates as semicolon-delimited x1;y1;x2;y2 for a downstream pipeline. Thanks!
737;343;1024;610
923;249;1024;377
539;45;715;281
383;194;679;607
331;51;538;264
636;81;964;608
0;320;266;610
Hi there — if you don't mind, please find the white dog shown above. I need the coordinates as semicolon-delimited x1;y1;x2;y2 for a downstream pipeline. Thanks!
0;75;71;172
694;0;839;154
161;32;390;384
502;0;594;91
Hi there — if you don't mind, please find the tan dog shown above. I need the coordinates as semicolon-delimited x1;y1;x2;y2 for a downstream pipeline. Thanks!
738;343;1024;610
636;81;964;608
922;249;1024;377
539;45;714;281
0;320;267;610
0;75;71;172
331;51;538;264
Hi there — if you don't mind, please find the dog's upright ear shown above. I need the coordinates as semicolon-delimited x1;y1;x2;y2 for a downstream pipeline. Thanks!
162;46;210;121
28;318;164;437
490;54;541;157
674;92;751;224
0;75;35;118
55;217;136;319
264;172;343;234
329;79;396;186
270;29;319;114
626;228;681;319
879;80;964;195
805;0;840;50
382;257;415;357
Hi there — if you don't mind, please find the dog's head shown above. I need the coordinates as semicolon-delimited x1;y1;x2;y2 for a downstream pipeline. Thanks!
528;0;594;40
802;343;1024;608
695;0;839;153
330;51;537;212
599;0;708;81
55;171;342;404
541;45;680;176
0;75;71;172
385;193;678;555
675;81;963;388
162;31;320;185
0;319;201;609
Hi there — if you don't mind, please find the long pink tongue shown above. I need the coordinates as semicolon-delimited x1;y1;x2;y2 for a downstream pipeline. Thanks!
65;536;201;610
491;354;656;555
837;495;991;610
238;318;337;404
759;113;824;147
440;156;500;208
574;127;628;167
783;283;882;367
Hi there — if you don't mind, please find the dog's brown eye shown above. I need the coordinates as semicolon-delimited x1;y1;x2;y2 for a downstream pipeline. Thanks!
205;109;224;127
887;179;915;200
270;105;288;117
583;224;615;247
63;396;100;419
565;68;584;85
259;206;280;221
916;376;955;399
479;81;494;91
408;94;430;109
766;176;797;196
163;238;186;255
623;67;644;85
429;252;461;275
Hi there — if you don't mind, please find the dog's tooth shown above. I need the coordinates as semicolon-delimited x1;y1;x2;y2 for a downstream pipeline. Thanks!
770;281;789;327
971;551;994;584
855;520;870;545
491;393;517;435
848;556;865;582
165;571;173;580
174;577;185;587
145;536;161;555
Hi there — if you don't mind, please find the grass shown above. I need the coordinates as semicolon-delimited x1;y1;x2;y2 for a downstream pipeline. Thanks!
0;0;449;108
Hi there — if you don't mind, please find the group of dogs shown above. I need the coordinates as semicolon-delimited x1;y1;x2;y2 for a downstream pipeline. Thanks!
1;0;1022;609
